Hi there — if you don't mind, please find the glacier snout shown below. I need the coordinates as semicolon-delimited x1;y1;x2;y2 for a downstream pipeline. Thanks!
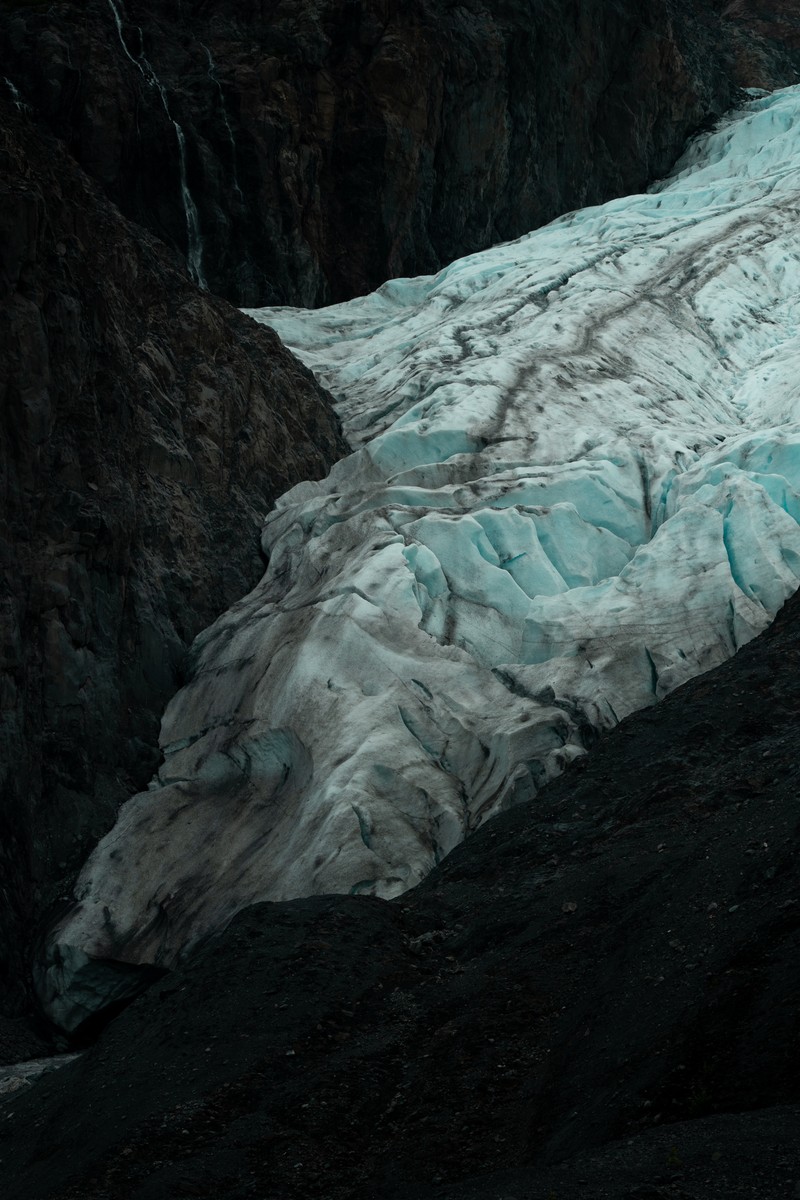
39;86;800;1028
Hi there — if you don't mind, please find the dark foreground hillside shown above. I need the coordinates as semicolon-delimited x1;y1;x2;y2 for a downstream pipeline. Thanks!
3;586;799;1198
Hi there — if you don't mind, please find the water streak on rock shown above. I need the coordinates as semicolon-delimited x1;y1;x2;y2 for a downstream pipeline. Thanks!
202;43;244;206
2;76;26;111
106;0;207;289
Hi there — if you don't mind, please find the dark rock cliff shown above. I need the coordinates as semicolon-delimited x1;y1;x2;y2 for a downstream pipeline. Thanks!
0;99;347;1047
3;0;797;307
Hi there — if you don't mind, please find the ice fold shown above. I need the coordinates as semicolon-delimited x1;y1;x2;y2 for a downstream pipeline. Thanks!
40;86;800;1028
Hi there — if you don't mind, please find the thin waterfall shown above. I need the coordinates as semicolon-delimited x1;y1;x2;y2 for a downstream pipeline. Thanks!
106;0;207;289
3;76;28;112
201;44;244;205
173;124;207;287
106;0;141;69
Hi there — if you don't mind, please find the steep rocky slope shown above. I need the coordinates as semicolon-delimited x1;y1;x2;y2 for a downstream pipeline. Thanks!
3;0;798;306
0;99;347;1048
2;583;799;1199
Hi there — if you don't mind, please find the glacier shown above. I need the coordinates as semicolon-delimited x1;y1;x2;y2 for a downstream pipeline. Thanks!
39;86;800;1029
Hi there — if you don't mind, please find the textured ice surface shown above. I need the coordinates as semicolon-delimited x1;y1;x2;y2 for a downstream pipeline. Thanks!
40;87;800;1027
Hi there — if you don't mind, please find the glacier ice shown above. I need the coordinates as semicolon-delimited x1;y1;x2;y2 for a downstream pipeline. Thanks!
39;86;800;1028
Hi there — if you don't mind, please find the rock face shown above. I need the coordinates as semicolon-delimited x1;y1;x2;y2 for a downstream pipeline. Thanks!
3;0;798;306
38;86;800;1032
0;99;347;1037
3;585;800;1199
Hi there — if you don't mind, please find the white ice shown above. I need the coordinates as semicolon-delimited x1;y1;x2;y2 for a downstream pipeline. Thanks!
39;86;800;1029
